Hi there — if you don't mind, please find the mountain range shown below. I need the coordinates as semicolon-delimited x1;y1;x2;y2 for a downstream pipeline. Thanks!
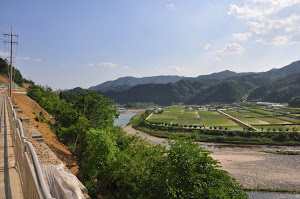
89;75;186;91
68;60;300;106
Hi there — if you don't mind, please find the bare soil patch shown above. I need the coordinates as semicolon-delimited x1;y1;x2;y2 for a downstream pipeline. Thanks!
12;94;78;174
0;75;9;84
211;149;300;191
123;125;300;191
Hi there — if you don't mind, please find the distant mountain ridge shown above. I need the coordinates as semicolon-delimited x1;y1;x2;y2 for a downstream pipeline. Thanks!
89;75;186;91
195;70;253;80
68;60;300;106
88;70;255;91
260;60;300;79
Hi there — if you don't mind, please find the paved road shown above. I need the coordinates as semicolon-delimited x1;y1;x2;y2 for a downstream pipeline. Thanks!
0;94;23;199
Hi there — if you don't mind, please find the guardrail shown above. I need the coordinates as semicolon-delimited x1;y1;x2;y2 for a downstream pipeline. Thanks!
5;93;54;199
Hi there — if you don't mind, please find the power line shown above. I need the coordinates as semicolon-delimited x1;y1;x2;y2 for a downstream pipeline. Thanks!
3;28;18;97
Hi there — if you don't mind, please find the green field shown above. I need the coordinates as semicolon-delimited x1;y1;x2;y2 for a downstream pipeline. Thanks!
259;117;291;124
244;112;265;117
175;118;204;126
247;108;275;115
198;111;225;118
277;117;300;123
237;118;269;125
222;110;247;117
149;118;174;124
291;114;300;117
149;106;300;131
176;110;203;125
202;118;238;127
238;109;252;113
150;106;205;126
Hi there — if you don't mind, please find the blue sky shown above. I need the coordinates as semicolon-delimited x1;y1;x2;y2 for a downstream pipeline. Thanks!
1;0;300;89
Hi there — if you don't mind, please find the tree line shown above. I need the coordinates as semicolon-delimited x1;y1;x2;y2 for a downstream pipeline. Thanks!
28;84;248;198
0;57;32;86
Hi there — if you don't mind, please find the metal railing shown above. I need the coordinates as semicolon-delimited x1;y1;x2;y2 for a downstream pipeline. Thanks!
5;93;54;199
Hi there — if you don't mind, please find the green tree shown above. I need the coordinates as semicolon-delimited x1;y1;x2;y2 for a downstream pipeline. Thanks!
148;138;248;199
289;96;300;107
75;90;118;129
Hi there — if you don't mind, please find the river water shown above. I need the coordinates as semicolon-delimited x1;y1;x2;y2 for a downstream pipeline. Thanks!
114;113;300;199
114;112;140;127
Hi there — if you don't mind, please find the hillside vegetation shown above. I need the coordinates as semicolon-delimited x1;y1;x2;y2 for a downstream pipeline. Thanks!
0;57;31;86
28;84;248;198
82;60;300;106
89;75;185;91
248;73;300;103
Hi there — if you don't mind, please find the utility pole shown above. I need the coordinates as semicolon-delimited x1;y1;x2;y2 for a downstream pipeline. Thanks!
3;28;18;97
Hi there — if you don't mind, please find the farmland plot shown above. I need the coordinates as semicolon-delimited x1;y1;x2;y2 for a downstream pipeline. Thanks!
223;110;247;118
277;117;300;123
202;118;238;127
259;117;291;124
237;118;269;125
198;111;225;119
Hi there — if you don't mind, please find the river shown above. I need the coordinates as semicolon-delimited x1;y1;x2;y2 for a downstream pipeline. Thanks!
114;112;140;127
115;113;300;199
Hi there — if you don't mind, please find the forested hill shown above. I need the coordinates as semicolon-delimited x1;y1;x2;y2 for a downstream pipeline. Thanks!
69;60;300;106
260;60;300;79
248;72;300;103
95;73;270;106
89;75;186;91
0;57;29;86
97;79;218;106
195;70;252;80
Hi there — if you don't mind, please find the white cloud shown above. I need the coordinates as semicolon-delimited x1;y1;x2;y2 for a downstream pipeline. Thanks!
165;4;175;9
256;36;290;45
16;57;31;60
247;16;300;45
229;0;300;45
228;0;300;20
168;66;191;73
32;59;42;62
232;33;252;41
0;52;42;62
87;62;126;69
215;43;245;56
203;43;211;50
16;56;43;62
97;62;119;68
0;51;9;57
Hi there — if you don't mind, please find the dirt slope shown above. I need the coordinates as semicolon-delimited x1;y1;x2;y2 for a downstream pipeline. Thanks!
12;93;78;174
0;75;9;84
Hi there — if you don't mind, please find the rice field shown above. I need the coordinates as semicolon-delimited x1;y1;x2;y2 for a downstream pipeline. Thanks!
201;118;239;127
148;105;300;131
198;111;225;118
237;118;270;125
175;118;204;126
259;117;291;124
222;110;247;117
149;118;174;124
244;112;265;117
277;117;300;123
247;108;275;115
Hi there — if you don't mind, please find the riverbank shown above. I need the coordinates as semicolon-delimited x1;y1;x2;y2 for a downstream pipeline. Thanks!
119;109;146;114
123;125;300;192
